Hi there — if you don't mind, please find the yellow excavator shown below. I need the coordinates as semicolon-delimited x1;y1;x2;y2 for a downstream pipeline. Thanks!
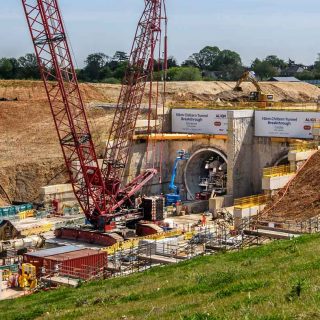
234;71;274;107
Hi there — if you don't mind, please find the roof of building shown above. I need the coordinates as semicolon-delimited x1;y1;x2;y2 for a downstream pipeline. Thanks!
45;248;103;262
269;77;301;82
25;245;82;258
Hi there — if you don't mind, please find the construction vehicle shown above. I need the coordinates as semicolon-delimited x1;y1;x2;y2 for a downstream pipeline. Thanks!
18;263;37;289
234;71;274;107
22;0;167;233
165;150;189;205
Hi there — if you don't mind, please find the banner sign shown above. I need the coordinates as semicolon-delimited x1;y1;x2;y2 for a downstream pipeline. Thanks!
172;109;228;134
255;111;320;139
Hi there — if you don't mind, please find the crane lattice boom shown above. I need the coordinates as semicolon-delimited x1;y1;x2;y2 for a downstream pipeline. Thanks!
22;0;167;227
102;0;166;212
22;0;106;223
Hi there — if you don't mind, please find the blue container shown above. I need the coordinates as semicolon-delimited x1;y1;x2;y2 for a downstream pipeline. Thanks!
0;203;33;217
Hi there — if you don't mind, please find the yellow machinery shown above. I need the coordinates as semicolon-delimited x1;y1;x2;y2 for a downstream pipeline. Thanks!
234;71;274;107
18;263;37;289
2;269;12;281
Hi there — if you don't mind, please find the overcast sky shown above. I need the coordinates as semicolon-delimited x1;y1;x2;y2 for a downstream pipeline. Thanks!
1;0;320;67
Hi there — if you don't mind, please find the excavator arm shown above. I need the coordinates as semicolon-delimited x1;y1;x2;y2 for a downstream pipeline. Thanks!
234;71;261;93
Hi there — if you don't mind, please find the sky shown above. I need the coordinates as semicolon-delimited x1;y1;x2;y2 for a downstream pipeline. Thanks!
1;0;320;67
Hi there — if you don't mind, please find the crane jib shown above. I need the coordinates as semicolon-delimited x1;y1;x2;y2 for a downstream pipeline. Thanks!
22;0;167;228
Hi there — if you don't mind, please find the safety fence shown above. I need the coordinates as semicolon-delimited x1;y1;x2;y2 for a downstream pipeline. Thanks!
263;164;296;178
102;229;184;255
234;194;269;209
256;215;320;234
41;261;108;282
289;141;319;152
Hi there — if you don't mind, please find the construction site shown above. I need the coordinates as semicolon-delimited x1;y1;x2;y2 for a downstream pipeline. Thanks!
1;0;320;308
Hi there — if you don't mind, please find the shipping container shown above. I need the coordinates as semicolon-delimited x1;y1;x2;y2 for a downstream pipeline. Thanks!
43;249;108;280
0;203;33;218
24;245;83;275
24;246;107;279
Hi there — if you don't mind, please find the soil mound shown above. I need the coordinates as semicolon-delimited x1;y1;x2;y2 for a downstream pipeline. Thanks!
261;151;320;222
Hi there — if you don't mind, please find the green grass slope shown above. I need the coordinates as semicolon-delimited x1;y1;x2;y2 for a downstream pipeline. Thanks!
2;235;320;320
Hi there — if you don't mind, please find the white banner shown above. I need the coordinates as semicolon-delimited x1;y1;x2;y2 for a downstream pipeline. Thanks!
255;111;320;139
172;109;228;135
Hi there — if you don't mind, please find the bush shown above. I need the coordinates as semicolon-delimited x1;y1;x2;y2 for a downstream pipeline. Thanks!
169;67;202;81
101;77;121;84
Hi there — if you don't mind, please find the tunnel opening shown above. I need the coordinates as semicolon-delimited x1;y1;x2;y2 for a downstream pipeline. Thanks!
184;148;227;200
274;155;289;166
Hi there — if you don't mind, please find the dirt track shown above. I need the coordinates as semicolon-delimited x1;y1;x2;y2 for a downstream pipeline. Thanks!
261;151;320;222
1;80;320;204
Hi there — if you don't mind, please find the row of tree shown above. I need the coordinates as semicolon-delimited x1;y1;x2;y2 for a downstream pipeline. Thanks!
1;47;320;82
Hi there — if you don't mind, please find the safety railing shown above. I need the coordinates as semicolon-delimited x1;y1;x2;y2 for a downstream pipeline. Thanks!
263;165;296;178
289;141;319;152
102;229;183;255
234;194;269;209
18;210;35;220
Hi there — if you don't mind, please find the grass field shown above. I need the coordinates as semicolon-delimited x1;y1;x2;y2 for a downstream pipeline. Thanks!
2;234;320;320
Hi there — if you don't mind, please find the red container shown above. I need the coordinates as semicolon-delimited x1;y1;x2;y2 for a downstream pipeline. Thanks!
24;245;83;276
43;249;108;280
55;228;122;246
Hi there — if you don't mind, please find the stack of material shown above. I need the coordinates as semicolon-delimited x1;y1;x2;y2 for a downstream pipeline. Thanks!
142;196;165;221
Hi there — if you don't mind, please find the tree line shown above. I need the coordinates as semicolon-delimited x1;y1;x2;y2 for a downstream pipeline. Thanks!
1;47;320;82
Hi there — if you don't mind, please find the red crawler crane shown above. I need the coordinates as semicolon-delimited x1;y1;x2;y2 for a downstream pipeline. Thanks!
22;0;167;229
102;0;167;214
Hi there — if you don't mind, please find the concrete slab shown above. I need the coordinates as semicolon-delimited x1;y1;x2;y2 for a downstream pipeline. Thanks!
0;286;27;300
288;150;317;162
41;276;79;287
262;174;295;191
138;254;178;264
234;205;265;227
209;195;234;214
244;228;300;240
165;213;215;231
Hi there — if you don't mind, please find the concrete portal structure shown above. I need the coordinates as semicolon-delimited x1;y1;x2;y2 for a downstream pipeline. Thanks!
125;109;293;205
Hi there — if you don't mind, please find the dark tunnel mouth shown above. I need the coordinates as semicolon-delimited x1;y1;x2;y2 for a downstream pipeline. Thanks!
184;148;227;200
274;155;289;166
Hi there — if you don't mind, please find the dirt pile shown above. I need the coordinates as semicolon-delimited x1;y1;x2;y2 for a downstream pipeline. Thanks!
261;151;320;222
164;81;320;105
1;80;319;106
0;81;115;203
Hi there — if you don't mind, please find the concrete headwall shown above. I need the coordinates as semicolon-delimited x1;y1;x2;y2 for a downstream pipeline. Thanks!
227;110;254;199
125;109;293;201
